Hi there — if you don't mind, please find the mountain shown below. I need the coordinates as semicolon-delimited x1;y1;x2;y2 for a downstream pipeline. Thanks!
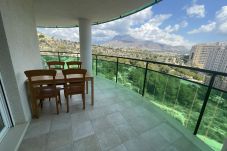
102;35;189;54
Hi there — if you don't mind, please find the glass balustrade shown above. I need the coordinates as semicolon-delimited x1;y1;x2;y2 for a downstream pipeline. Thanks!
40;51;227;151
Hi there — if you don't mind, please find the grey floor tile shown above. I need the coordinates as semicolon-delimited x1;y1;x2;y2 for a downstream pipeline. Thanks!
161;146;179;151
171;136;201;151
47;128;73;150
88;108;106;120
91;117;113;134
114;123;137;143
109;144;128;151
50;143;73;151
96;128;122;151
71;112;90;127
124;138;151;151
73;121;94;141
139;128;169;151
24;120;51;139
18;134;47;151
128;117;155;134
74;135;101;151
51;114;72;132
107;112;128;126
154;123;182;143
19;77;204;151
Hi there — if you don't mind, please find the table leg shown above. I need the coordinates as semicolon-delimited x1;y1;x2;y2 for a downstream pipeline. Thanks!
91;77;94;105
86;81;88;94
32;96;39;118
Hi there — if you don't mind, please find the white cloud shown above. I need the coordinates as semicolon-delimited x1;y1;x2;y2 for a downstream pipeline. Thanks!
91;7;153;42
187;6;227;35
164;24;180;33
37;8;153;44
129;14;192;47
37;28;79;41
186;4;205;18
127;7;153;26
37;7;192;48
188;22;216;34
180;20;188;28
216;6;227;33
92;7;153;34
164;21;188;33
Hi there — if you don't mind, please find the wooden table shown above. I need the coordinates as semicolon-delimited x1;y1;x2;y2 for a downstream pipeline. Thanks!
26;73;94;118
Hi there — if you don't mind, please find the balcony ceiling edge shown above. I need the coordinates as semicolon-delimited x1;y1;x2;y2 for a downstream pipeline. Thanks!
35;0;162;28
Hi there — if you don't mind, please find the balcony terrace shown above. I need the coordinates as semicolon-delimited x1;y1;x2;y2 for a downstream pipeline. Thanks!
19;76;212;151
0;0;226;151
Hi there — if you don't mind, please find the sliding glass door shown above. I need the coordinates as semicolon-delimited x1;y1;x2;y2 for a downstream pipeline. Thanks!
0;75;12;140
0;114;4;131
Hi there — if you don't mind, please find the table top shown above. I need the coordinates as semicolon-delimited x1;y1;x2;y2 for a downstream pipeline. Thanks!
26;72;93;85
55;73;93;79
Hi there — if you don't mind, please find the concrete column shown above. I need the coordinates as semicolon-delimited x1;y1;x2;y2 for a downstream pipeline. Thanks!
79;18;92;74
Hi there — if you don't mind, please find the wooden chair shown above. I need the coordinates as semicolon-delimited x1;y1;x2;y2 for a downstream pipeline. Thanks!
66;61;82;69
47;61;65;70
66;61;88;94
24;69;61;116
47;61;65;100
62;69;87;112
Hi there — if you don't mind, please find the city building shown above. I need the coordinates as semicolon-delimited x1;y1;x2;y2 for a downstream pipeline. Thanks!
190;42;227;71
190;42;227;91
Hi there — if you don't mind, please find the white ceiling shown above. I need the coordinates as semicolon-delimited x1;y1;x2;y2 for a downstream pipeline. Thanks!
34;0;160;27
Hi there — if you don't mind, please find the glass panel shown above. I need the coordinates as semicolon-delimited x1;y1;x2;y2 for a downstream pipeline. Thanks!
59;52;79;69
0;113;4;131
0;81;8;136
117;63;145;94
92;55;96;75
144;70;205;132
97;59;116;81
197;89;227;151
41;54;59;69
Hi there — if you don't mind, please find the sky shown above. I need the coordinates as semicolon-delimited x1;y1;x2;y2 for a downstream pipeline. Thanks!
37;0;227;49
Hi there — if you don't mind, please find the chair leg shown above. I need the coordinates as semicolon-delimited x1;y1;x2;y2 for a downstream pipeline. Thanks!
55;97;59;114
86;81;88;94
40;100;43;108
82;93;85;110
58;92;62;106
65;95;69;113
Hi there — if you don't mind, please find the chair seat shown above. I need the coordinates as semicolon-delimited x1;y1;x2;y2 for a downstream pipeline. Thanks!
64;85;83;95
34;86;59;99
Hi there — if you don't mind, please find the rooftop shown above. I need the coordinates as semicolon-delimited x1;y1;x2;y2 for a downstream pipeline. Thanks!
19;77;212;151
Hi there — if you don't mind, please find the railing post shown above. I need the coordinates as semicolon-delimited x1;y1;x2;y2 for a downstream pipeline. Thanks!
142;61;149;96
58;52;60;62
193;74;216;135
96;55;98;76
116;57;119;83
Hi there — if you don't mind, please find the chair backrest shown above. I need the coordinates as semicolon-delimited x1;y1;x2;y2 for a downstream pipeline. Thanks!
66;61;82;69
62;69;87;88
24;69;57;88
47;61;65;70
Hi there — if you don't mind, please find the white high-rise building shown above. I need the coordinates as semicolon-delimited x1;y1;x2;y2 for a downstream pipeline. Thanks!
190;42;227;72
190;42;227;91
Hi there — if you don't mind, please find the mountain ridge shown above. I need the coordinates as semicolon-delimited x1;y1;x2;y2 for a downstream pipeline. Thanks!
102;34;189;54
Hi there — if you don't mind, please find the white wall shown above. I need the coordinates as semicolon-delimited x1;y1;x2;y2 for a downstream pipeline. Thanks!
0;12;25;125
0;0;42;123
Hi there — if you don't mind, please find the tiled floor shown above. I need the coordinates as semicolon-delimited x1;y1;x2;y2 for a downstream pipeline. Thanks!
19;77;212;151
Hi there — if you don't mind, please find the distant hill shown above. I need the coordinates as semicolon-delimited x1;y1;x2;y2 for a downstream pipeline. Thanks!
102;34;189;54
